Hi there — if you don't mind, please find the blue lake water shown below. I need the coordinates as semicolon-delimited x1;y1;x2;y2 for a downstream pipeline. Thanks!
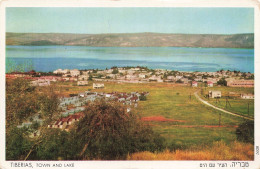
6;46;254;73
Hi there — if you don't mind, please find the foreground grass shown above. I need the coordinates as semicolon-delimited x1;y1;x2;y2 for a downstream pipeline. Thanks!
127;141;254;160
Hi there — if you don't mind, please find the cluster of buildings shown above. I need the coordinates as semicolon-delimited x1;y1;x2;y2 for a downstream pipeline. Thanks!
12;68;254;134
47;90;149;131
50;68;255;88
208;91;254;99
6;67;254;88
227;79;254;87
17;89;149;133
47;112;84;131
206;90;254;100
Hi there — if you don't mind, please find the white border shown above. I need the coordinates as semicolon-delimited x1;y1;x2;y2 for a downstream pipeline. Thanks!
0;0;260;169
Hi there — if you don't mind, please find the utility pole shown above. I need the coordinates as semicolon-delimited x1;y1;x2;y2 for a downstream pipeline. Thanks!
225;97;231;108
225;97;227;108
219;112;221;127
215;98;220;104
248;102;250;116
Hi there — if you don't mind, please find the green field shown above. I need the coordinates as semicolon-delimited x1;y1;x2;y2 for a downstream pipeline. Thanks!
52;81;253;149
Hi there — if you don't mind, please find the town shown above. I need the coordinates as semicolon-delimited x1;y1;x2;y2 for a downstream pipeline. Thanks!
6;66;254;87
7;66;254;136
6;66;255;160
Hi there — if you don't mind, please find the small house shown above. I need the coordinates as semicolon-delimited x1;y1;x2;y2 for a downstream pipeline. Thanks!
241;93;254;99
93;83;105;89
77;80;88;86
192;81;198;87
138;74;146;79
207;81;213;87
181;78;189;84
209;91;221;98
70;69;80;77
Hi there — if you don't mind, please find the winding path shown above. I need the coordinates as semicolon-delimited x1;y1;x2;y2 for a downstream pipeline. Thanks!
194;92;254;121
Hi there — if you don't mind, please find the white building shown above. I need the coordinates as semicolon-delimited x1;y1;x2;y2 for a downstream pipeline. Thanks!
181;78;189;84
241;94;254;99
192;81;198;87
138;74;146;79
118;69;127;74
82;71;90;75
53;69;62;74
167;76;175;80
127;70;135;75
209;91;221;98
207;81;214;87
105;69;113;74
30;79;50;87
78;75;89;81
53;69;70;74
93;83;105;89
77;81;88;86
176;76;183;80
70;69;80;77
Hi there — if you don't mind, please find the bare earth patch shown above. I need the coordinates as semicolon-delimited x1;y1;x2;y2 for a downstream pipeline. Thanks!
141;116;185;122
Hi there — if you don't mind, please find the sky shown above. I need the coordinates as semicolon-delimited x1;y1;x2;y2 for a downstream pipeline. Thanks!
6;7;254;34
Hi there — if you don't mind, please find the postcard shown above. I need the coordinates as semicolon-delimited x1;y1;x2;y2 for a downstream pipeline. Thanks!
0;0;259;169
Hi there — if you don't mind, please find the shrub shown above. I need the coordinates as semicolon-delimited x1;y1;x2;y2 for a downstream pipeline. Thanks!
112;68;119;74
6;79;60;160
139;95;147;101
236;120;254;144
6;127;32;160
34;129;80;160
217;78;227;86
176;79;183;83
74;100;165;160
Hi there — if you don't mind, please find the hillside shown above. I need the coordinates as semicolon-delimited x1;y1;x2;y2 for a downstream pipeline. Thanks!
6;32;254;48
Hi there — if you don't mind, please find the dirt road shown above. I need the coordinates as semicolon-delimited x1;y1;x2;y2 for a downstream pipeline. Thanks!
194;92;254;121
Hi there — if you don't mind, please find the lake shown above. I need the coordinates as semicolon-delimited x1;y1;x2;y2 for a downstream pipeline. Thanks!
6;46;254;73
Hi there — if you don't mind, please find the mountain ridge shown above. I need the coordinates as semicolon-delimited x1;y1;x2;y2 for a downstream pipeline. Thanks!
6;32;254;48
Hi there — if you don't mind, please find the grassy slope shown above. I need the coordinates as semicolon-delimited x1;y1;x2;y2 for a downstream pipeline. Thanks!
127;141;254;160
50;81;253;148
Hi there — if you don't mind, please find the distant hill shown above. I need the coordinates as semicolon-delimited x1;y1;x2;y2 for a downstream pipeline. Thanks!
6;32;254;48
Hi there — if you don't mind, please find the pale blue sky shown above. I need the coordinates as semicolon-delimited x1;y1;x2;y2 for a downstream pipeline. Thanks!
6;7;254;34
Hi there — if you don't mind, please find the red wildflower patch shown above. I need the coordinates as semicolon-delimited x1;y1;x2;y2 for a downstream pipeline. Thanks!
141;116;185;122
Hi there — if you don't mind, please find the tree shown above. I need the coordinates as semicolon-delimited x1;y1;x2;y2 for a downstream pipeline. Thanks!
176;79;183;83
97;74;103;78
34;129;79;160
6;78;60;160
6;127;32;160
6;78;40;131
74;100;165;160
163;73;167;79
88;75;93;80
217;78;227;86
112;68;119;74
236;120;254;144
139;95;147;101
